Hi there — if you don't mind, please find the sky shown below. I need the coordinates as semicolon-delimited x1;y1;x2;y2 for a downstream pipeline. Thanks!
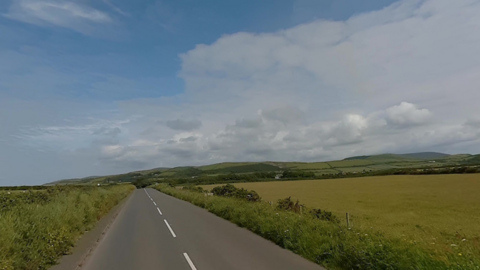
1;0;480;186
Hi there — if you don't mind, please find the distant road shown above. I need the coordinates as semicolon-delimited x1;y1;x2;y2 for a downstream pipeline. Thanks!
82;188;325;270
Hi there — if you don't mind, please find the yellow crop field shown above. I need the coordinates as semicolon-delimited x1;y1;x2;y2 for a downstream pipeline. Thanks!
202;174;480;256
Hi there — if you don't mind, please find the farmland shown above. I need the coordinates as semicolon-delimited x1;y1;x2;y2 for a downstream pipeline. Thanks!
201;174;480;261
0;184;134;270
50;152;480;186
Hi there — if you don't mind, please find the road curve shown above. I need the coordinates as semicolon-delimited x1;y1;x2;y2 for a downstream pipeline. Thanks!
82;188;325;270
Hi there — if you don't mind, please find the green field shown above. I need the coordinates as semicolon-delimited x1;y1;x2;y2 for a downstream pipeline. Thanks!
202;174;480;259
198;162;257;171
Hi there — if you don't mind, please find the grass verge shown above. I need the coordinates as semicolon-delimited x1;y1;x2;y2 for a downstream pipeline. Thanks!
152;184;479;270
0;184;134;270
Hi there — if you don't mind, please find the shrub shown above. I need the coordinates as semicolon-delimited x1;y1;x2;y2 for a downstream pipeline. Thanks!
309;208;339;223
276;196;302;213
182;185;205;193
211;184;261;202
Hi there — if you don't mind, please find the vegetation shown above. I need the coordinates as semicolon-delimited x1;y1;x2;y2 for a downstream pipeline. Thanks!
0;184;134;270
0;185;47;191
55;152;480;188
210;184;261;202
201;163;281;174
152;184;479;270
202;174;480;268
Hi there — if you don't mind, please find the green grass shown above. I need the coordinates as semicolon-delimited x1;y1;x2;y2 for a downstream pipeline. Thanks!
153;184;479;270
328;160;377;168
202;163;281;174
198;162;257;171
0;184;134;270
201;175;480;266
278;162;332;170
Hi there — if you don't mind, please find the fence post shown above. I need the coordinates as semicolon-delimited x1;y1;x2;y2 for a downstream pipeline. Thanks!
346;213;350;228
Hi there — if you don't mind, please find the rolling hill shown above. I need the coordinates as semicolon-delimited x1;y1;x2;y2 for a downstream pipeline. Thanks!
48;152;479;185
344;152;450;161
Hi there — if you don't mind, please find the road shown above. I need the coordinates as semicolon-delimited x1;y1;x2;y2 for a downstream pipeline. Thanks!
82;188;325;270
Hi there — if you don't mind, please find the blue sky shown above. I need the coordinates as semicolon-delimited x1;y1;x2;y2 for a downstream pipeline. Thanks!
0;0;398;101
1;0;480;185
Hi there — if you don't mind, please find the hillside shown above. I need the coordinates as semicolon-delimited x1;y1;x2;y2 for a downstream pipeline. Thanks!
398;152;450;159
48;151;480;186
344;152;450;161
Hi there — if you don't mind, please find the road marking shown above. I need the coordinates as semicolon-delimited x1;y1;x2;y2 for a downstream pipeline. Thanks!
183;253;197;270
157;207;163;215
164;219;176;238
153;201;157;206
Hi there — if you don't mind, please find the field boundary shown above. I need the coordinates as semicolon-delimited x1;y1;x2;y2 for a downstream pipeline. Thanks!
50;191;134;270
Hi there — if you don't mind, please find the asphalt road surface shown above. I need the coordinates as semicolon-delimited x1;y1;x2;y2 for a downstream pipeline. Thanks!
82;188;325;270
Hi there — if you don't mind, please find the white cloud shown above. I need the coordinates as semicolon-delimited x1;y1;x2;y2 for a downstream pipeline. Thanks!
4;0;112;34
385;102;432;127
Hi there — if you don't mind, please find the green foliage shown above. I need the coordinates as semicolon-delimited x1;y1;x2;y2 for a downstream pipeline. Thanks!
276;196;302;213
0;184;134;270
211;184;261;202
153;184;469;270
168;167;203;177
0;185;47;191
276;197;339;223
282;170;316;179
104;172;144;183
132;178;156;189
202;163;280;174
309;208;339;223
182;185;205;193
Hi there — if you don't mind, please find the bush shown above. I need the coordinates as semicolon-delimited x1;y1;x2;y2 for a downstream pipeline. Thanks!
309;208;339;223
211;184;261;202
276;196;302;213
276;197;339;223
182;186;205;193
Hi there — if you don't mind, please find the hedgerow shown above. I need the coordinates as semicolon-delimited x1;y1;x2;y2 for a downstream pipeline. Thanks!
0;185;134;270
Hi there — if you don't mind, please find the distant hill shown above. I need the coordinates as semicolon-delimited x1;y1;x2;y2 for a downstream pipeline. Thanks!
465;154;480;164
344;152;450;161
49;152;479;185
398;152;450;160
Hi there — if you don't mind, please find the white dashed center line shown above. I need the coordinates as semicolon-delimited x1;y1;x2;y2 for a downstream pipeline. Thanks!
145;189;195;268
164;219;176;238
183;253;197;270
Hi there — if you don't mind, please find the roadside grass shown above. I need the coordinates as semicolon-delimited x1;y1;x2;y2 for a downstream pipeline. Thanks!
0;184;134;270
201;175;480;266
153;184;479;270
